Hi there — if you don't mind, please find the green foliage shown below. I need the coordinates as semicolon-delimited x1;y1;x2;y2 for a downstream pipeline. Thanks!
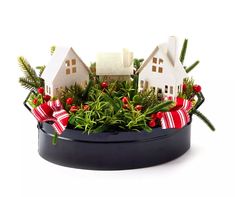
186;60;199;73
52;132;58;145
133;58;144;70
36;65;46;77
180;39;188;64
58;83;84;107
68;81;173;133
194;110;215;131
18;56;43;90
27;92;44;108
50;46;56;55
178;78;195;99
180;38;199;73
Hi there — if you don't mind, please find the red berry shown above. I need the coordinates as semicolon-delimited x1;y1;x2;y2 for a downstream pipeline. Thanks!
43;95;51;102
168;96;173;100
148;119;157;128
193;85;201;93
38;87;44;94
150;114;156;120
101;81;108;89
122;97;129;104
135;105;143;111
83;104;90;111
33;98;38;105
183;84;187;91
66;98;73;105
70;106;79;113
155;112;163;119
123;104;129;109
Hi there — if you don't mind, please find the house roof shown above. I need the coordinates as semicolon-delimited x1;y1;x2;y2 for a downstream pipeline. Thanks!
136;42;186;80
42;47;89;83
136;43;171;74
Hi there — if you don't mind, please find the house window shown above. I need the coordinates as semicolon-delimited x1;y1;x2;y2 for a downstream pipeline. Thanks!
66;68;70;75
72;67;76;73
144;81;149;89
165;85;168;93
152;65;157;72
71;59;76;65
159;58;163;64
158;67;163;73
153;57;157;64
49;87;51;95
140;80;144;88
170;86;173;94
65;60;70;67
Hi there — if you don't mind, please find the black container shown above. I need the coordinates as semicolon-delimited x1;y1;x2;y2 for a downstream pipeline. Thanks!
38;122;191;170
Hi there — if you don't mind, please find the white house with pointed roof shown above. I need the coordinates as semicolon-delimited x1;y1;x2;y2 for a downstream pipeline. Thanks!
136;37;187;98
96;48;133;81
42;47;90;97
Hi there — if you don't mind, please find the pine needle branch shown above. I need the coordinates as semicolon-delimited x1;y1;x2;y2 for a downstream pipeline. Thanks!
194;110;215;131
50;46;56;55
36;65;46;77
180;39;188;64
19;77;38;90
18;56;40;87
185;60;199;73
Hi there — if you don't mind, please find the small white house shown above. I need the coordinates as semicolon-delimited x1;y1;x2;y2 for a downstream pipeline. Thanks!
42;47;90;97
96;48;133;81
136;37;187;98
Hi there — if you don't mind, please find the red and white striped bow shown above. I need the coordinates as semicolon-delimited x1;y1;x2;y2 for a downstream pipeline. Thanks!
32;100;69;135
161;97;192;129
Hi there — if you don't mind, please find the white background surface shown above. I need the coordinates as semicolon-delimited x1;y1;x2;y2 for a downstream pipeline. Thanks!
0;0;234;196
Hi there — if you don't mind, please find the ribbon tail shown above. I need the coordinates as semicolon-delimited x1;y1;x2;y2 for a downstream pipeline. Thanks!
52;109;70;135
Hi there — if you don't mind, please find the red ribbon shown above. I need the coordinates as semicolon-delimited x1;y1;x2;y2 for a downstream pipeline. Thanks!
32;100;69;135
161;97;192;129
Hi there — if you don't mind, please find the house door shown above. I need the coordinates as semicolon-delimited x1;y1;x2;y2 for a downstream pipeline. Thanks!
157;88;163;100
144;81;148;90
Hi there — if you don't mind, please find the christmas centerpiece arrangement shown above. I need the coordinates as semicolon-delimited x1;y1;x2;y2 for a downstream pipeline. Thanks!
19;37;215;170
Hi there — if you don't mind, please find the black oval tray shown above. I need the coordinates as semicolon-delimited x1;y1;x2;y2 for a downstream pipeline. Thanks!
38;122;191;170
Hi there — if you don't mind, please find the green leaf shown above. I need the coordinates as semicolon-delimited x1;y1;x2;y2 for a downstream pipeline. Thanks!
50;46;56;55
145;100;174;115
36;65;46;77
185;61;199;73
193;110;215;131
19;77;38;90
52;132;58;145
18;56;42;88
180;39;188;64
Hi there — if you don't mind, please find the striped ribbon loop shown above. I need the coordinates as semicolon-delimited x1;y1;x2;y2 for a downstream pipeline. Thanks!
161;97;192;129
31;100;69;135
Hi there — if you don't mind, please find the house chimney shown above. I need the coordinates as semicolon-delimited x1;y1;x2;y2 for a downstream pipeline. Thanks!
167;36;178;65
122;48;133;67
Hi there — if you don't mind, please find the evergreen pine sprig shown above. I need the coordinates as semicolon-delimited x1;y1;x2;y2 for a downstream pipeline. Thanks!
18;56;42;89
133;58;144;70
50;46;56;55
19;77;39;90
36;65;46;77
186;60;199;73
193;110;215;131
180;39;188;64
180;39;199;73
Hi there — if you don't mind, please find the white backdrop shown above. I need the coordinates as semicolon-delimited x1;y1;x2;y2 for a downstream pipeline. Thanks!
0;0;234;196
